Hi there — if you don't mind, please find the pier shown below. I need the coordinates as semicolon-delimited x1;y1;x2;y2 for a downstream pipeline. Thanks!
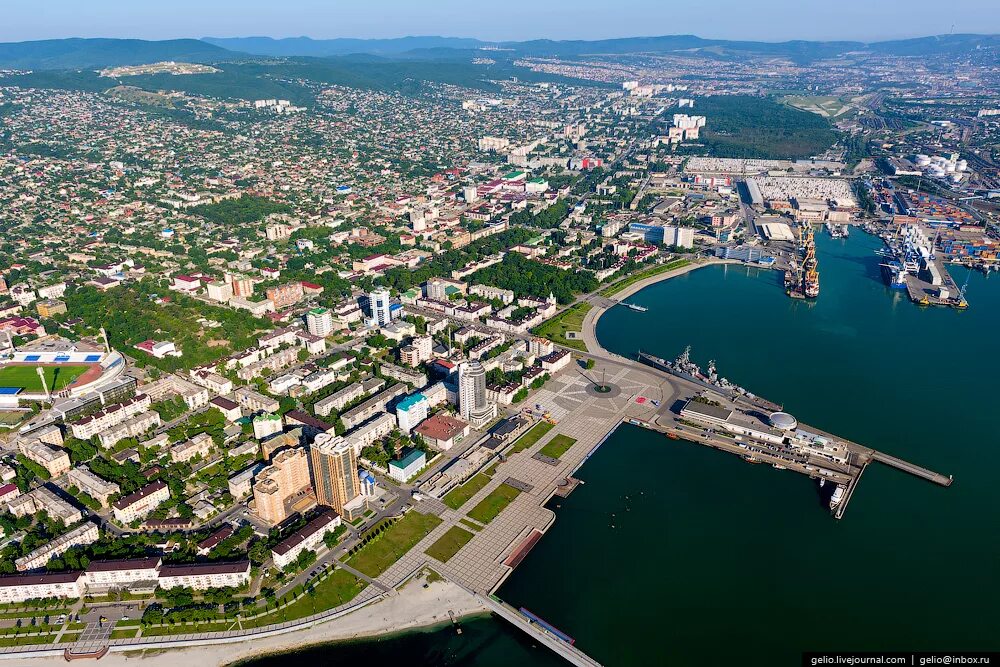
871;450;953;486
479;595;603;667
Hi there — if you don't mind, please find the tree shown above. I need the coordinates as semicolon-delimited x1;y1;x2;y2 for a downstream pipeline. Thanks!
585;359;596;370
248;540;269;565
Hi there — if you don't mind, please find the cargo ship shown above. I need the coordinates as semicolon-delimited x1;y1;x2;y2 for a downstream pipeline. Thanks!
787;226;820;299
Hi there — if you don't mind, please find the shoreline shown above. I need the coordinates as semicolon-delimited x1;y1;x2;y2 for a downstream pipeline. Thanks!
20;577;488;667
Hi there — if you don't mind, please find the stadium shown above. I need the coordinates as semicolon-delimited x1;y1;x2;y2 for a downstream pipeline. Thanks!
0;334;127;406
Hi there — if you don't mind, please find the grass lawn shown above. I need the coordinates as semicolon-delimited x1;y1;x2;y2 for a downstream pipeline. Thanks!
141;621;236;636
0;634;58;647
598;259;691;298
110;628;140;640
242;569;366;628
532;302;591;352
442;473;490;510
425;526;475;563
0;364;90;392
467;483;522;524
539;434;577;459
459;518;482;532
509;421;553;454
346;511;443;578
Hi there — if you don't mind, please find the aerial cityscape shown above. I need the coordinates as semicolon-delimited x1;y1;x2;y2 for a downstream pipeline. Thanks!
0;2;998;666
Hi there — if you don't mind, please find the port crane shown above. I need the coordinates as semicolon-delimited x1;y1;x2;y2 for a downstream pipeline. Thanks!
957;269;972;308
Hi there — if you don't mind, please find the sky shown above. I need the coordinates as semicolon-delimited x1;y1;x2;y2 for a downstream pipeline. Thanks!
1;0;998;44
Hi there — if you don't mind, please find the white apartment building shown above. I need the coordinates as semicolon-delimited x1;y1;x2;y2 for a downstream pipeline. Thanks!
83;557;161;589
156;561;252;590
0;572;85;604
344;412;396;456
15;522;100;572
112;481;169;524
306;307;336;337
70;393;152;440
270;508;341;570
98;411;161;449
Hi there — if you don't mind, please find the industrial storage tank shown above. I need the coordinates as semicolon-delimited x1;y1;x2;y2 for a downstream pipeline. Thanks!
916;154;931;166
956;160;968;172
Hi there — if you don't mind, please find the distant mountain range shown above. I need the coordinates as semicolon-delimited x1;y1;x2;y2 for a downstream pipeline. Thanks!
201;35;484;57
0;33;997;71
205;33;1000;62
0;38;232;70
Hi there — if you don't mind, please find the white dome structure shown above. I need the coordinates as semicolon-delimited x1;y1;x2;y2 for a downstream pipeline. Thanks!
769;412;798;431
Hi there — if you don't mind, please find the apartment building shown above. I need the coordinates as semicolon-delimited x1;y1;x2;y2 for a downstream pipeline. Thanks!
169;433;213;463
70;394;151;440
98;411;161;449
15;522;100;572
67;467;120;507
270;508;341;570
341;383;406;429
156;561;251;590
19;441;71;478
83;557;161;589
233;387;280;414
0;572;85;604
314;377;384;417
252;447;311;525
112;481;169;524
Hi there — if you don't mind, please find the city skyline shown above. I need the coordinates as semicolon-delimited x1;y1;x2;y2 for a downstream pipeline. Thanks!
2;0;1000;44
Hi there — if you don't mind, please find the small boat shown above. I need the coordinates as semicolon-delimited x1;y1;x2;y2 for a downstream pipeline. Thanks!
743;455;761;464
623;302;648;312
666;432;679;440
772;464;787;470
829;485;846;509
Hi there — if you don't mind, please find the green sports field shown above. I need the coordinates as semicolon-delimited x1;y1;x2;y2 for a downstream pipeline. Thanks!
0;365;90;392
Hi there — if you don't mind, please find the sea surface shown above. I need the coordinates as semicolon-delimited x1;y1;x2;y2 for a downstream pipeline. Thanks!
240;231;1000;666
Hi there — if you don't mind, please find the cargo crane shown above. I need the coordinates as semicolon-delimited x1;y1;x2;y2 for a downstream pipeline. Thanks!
802;226;820;298
957;269;972;309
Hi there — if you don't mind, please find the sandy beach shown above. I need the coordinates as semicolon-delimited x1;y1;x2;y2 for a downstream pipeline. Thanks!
20;575;488;667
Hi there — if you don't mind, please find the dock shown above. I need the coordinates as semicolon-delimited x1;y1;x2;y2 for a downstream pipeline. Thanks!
833;461;868;520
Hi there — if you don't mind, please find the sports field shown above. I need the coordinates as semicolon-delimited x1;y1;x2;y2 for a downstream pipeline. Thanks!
0;365;90;392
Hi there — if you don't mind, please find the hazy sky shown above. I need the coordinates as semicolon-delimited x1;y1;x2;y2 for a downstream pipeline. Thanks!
2;0;998;43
